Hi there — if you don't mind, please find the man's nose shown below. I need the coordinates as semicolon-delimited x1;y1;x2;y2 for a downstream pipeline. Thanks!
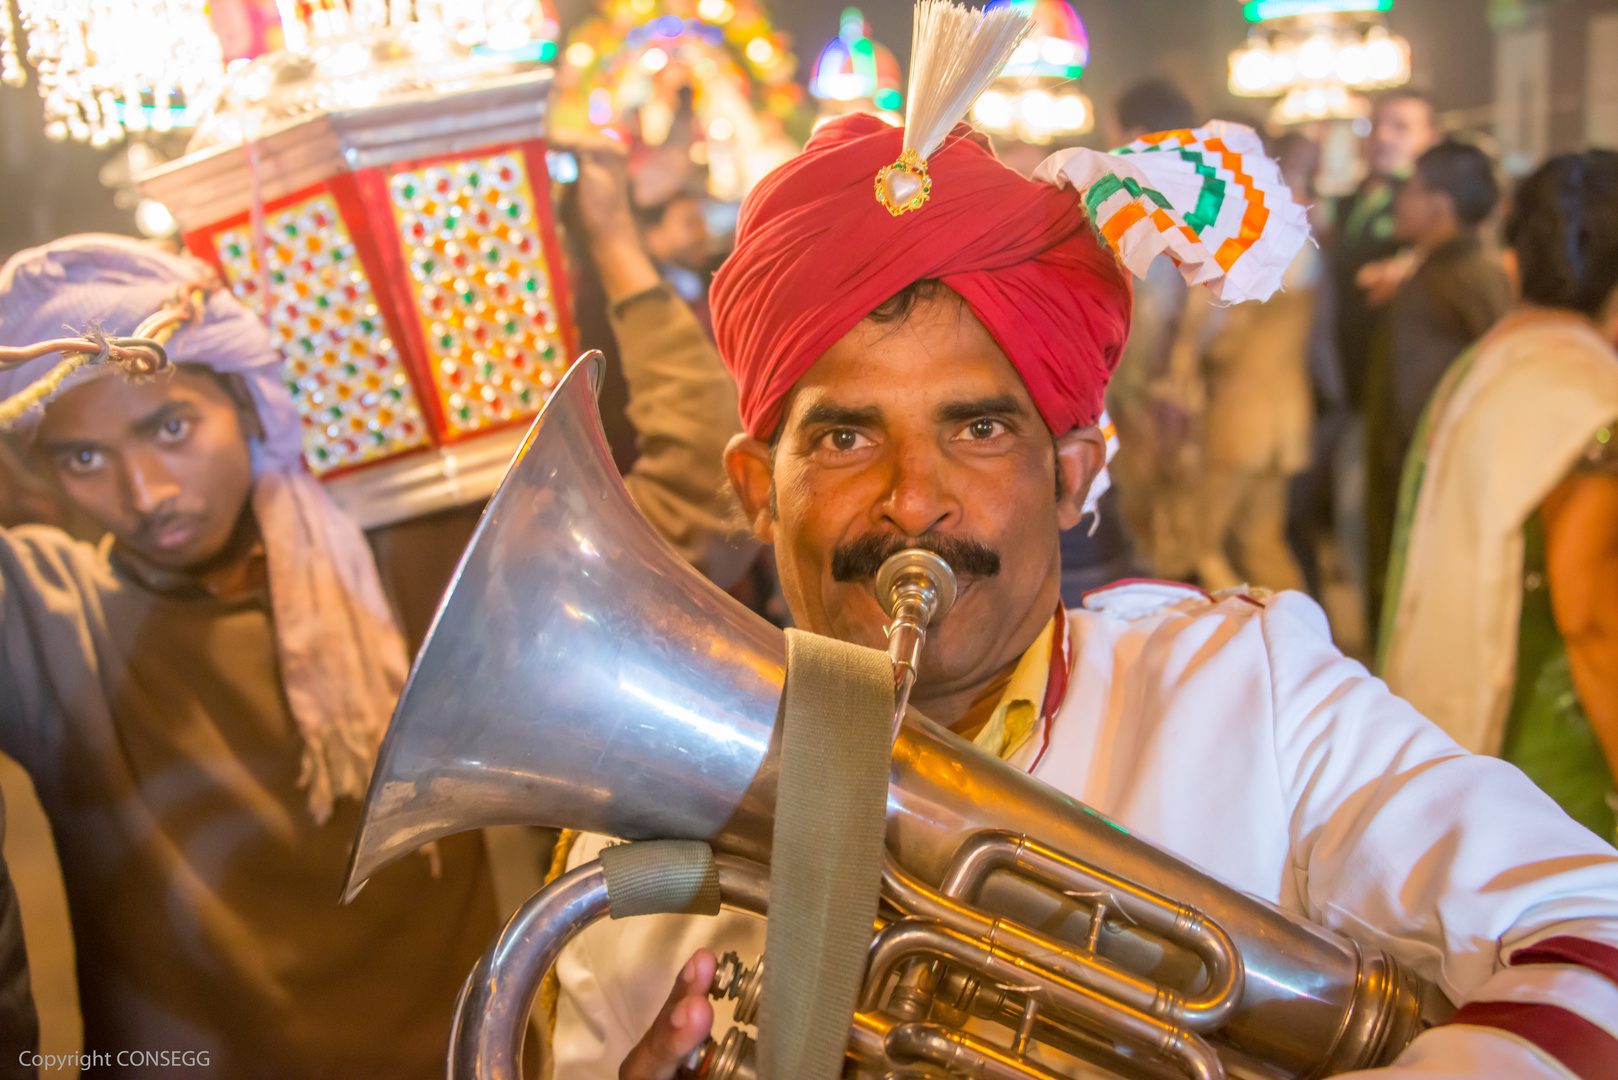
879;444;958;537
123;451;182;515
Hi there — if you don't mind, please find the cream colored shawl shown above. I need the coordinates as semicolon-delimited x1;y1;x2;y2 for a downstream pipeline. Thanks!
1381;311;1618;754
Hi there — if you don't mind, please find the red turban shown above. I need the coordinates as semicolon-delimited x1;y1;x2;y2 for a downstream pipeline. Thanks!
711;112;1132;439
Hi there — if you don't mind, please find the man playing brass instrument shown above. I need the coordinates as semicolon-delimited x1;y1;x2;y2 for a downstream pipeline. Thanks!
552;113;1618;1080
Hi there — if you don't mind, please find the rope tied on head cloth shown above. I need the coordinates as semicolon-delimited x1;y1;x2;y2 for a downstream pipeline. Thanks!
0;234;409;825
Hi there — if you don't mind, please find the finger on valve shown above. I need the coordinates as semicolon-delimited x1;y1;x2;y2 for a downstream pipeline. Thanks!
619;949;717;1080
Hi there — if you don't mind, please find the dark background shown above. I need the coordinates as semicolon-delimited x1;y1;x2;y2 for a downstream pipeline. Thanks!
0;0;1496;258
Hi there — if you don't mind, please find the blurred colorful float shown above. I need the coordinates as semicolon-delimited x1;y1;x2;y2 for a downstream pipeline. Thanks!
550;0;804;203
808;8;903;128
969;0;1092;144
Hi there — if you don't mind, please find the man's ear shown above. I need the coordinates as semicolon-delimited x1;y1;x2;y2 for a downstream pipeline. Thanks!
1501;247;1523;304
1054;424;1106;533
723;433;776;544
1435;191;1462;233
1600;281;1618;345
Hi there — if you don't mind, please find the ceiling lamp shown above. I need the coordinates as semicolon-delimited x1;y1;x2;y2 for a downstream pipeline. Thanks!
810;7;903;121
0;0;560;146
970;0;1092;144
1229;0;1409;123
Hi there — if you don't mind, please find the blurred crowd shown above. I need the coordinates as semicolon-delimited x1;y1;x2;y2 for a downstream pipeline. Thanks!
1081;81;1618;850
0;66;1611;1080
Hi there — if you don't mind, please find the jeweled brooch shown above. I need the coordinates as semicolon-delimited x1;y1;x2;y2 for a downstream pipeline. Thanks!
875;148;932;216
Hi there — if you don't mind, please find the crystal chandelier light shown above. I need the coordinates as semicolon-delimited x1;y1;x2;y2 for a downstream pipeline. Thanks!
0;0;559;146
1228;0;1410;124
0;0;224;145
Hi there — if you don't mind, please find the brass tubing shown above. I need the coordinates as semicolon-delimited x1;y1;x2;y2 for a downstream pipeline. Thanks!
850;1010;1069;1080
862;919;1226;1080
940;833;1243;1030
950;975;1208;1080
883;852;1194;1030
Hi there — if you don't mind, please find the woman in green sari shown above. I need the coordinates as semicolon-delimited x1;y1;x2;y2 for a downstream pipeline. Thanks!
1380;151;1618;843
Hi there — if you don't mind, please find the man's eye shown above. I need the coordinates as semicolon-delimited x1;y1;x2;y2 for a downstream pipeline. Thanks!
820;429;872;452
59;449;105;474
962;418;1007;440
156;417;191;442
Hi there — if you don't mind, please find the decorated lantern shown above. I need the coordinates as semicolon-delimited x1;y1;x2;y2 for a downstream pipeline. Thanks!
137;34;575;528
551;0;804;202
808;8;903;128
969;0;1092;144
1228;0;1411;125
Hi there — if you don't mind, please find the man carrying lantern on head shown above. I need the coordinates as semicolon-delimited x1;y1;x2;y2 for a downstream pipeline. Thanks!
549;5;1618;1079
0;235;501;1077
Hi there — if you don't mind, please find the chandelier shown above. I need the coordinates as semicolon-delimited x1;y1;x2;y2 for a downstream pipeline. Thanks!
969;0;1092;145
0;0;559;146
1228;0;1410;125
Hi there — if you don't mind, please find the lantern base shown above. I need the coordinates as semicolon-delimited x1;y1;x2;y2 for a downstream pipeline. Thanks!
323;425;530;529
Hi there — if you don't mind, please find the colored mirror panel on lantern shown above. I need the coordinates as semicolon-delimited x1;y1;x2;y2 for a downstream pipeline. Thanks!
389;152;568;437
215;194;432;475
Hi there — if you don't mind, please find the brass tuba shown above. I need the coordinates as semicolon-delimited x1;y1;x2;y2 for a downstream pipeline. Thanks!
345;354;1433;1080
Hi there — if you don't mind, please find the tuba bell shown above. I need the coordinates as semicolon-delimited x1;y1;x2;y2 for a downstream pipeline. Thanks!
345;353;1434;1080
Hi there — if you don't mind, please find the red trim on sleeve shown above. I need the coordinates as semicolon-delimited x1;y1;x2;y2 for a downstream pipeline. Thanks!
1511;936;1618;988
1441;1000;1618;1080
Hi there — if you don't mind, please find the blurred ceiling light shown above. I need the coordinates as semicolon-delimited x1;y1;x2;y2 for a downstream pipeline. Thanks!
969;0;1092;143
745;36;774;64
695;0;734;23
642;47;669;72
1228;1;1410;124
134;198;176;238
971;88;1014;131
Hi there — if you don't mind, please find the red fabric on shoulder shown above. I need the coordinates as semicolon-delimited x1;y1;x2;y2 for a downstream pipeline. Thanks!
1441;1000;1618;1080
1510;936;1618;987
710;113;1132;439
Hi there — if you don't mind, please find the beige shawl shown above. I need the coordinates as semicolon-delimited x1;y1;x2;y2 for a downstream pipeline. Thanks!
1381;311;1618;754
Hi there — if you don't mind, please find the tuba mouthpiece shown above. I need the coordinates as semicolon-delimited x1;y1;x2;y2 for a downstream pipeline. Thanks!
874;548;957;623
876;549;957;741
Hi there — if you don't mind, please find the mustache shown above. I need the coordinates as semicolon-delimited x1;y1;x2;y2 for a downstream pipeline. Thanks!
130;508;201;546
830;532;1002;583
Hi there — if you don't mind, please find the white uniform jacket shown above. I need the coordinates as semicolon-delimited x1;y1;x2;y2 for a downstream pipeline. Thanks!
555;586;1618;1078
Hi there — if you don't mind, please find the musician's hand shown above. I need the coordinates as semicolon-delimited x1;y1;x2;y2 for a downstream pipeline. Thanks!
576;148;661;303
620;949;716;1080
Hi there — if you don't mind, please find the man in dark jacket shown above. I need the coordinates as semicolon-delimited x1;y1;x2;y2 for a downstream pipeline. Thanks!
1331;88;1439;407
1363;140;1511;632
